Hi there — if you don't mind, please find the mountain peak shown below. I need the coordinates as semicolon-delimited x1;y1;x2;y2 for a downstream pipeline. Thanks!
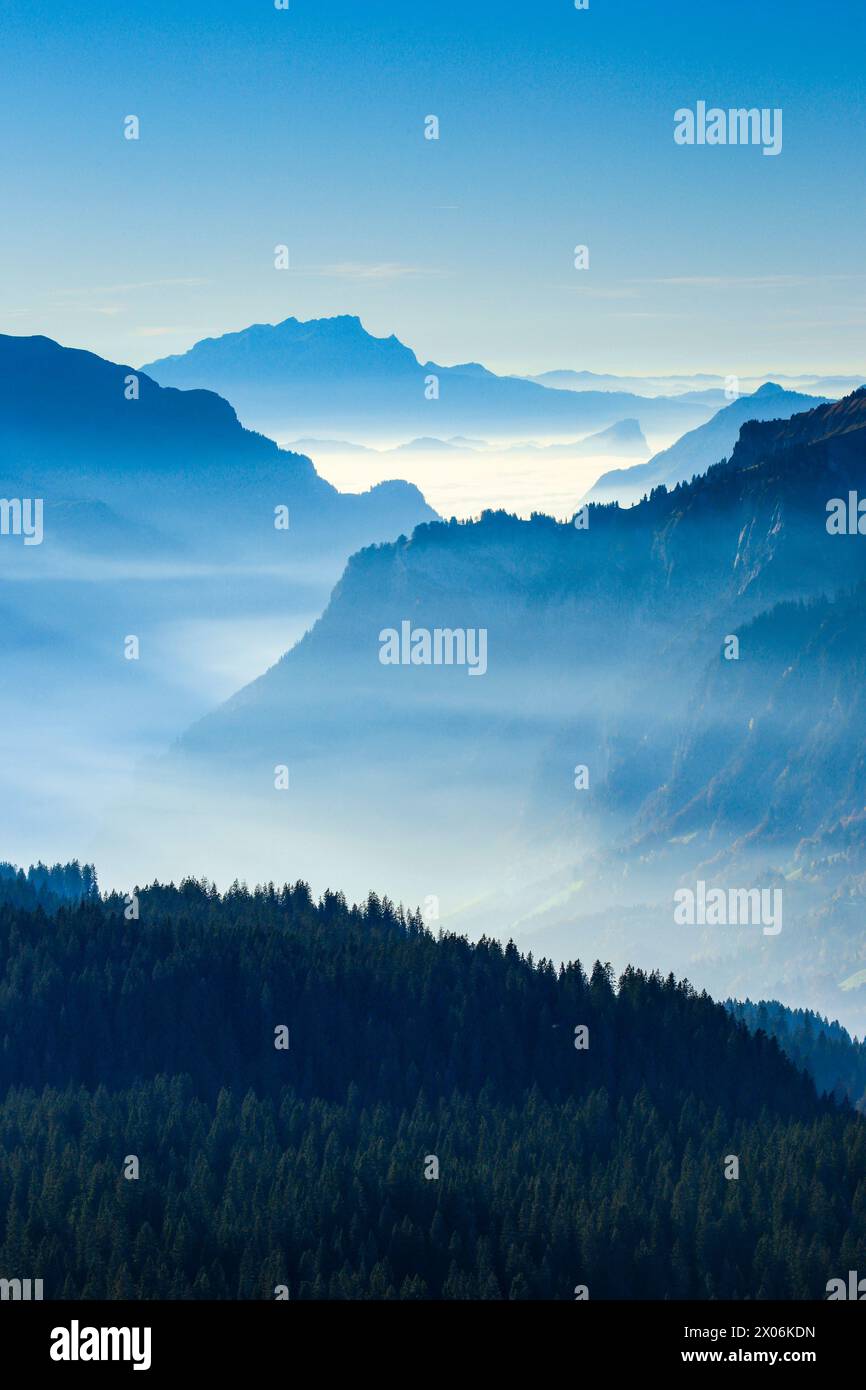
289;313;363;332
142;318;718;443
752;382;786;397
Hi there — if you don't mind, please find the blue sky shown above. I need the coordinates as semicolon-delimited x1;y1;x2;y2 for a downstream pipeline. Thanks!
1;0;863;376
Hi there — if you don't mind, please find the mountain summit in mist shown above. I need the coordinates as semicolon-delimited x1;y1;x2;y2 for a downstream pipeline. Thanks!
142;314;715;444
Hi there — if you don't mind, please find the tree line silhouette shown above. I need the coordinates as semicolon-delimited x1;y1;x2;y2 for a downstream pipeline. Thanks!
0;873;863;1299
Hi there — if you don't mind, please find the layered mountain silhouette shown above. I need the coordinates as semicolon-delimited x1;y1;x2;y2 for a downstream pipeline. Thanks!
503;418;650;459
137;389;866;1028
142;315;715;443
0;333;436;565
0;333;439;861
530;368;864;399
583;383;828;505
7;327;865;1025
290;418;650;463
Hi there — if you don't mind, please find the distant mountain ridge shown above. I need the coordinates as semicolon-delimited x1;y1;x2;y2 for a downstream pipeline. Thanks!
530;368;865;399
583;382;829;505
142;314;716;443
289;418;650;463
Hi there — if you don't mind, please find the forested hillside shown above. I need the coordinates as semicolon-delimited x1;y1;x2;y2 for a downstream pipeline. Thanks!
728;998;866;1111
0;878;864;1299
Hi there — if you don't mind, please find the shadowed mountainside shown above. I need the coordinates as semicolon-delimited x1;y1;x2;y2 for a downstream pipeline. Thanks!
119;390;866;1028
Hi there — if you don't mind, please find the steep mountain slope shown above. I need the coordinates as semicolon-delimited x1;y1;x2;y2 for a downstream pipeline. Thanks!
511;395;866;1020
123;390;866;1025
0;333;436;563
0;334;438;866
142;315;714;444
179;389;866;767
635;587;866;855
584;383;828;505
